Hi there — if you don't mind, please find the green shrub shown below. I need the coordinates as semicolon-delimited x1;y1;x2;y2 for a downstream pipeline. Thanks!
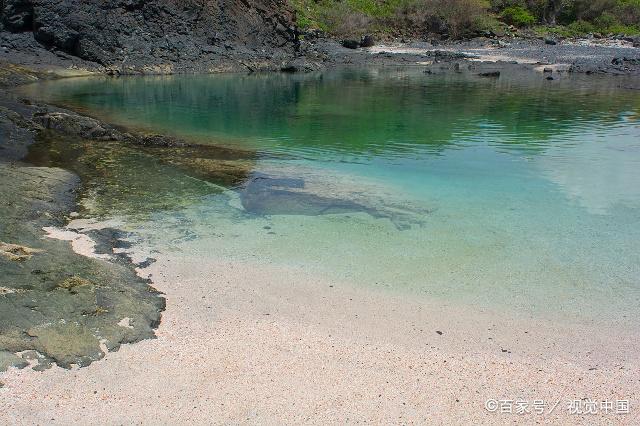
321;2;372;36
296;13;319;30
501;5;536;26
489;0;524;12
566;19;597;34
291;0;640;37
345;0;402;17
290;0;328;30
615;0;640;25
437;0;492;37
593;11;618;28
571;0;616;22
395;0;492;37
605;23;640;34
291;0;494;38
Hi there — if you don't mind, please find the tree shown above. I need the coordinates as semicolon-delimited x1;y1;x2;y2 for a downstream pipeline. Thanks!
544;0;563;25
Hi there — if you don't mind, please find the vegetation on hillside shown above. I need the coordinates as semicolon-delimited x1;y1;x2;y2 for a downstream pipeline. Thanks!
290;0;640;39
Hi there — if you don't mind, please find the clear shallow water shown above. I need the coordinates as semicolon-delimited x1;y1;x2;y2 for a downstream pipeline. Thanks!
24;69;640;325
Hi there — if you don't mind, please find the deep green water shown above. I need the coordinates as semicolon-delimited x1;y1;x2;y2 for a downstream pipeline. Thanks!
24;69;640;326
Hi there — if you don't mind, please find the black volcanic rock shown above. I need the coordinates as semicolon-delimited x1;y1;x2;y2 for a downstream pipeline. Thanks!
1;0;34;31
1;0;297;72
360;35;374;48
341;39;360;49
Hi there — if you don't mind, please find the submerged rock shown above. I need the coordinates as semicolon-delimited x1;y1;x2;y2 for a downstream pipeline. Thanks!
34;111;122;141
240;174;369;216
0;161;166;370
478;71;500;78
26;322;106;369
239;171;431;230
19;350;53;371
25;128;255;218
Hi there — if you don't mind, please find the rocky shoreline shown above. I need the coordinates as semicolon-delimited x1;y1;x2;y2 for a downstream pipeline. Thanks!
0;87;168;372
3;31;640;76
0;63;260;372
1;0;639;77
0;0;639;372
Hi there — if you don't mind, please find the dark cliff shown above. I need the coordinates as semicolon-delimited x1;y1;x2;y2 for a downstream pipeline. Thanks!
0;0;297;73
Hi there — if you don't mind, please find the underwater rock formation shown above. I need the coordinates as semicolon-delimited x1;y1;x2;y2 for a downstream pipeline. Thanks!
239;170;432;230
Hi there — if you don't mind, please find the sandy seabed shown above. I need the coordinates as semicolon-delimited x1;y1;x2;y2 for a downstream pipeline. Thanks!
1;250;638;425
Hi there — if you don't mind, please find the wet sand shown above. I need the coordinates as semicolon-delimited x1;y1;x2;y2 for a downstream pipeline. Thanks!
1;246;638;424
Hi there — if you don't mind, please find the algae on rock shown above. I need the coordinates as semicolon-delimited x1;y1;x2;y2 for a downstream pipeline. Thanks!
0;101;166;371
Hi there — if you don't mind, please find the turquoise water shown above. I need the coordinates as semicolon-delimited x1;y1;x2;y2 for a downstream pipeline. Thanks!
24;69;640;325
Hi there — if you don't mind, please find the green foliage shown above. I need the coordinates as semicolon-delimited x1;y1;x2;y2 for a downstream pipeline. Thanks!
345;0;408;17
606;23;640;34
614;0;640;25
501;5;536;26
290;0;330;30
291;0;495;38
594;11;618;28
475;12;505;32
290;0;640;37
535;19;640;36
295;13;321;31
515;0;639;35
567;19;597;34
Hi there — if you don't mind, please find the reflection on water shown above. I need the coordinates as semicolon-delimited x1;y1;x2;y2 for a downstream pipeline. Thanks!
22;68;640;325
536;122;640;214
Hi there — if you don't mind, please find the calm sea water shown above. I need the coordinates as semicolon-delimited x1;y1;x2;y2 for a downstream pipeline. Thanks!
24;68;640;326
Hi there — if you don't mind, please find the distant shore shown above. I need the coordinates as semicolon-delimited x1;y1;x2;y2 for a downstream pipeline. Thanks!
2;30;640;78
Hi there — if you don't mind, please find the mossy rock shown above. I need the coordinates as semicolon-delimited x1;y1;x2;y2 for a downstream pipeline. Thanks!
0;242;43;262
56;276;93;291
0;106;165;371
26;323;104;368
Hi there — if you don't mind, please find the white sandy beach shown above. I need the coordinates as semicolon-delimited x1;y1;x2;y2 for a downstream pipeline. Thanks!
1;247;638;424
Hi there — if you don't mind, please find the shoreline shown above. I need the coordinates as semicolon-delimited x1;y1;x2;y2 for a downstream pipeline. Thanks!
1;245;638;424
3;33;640;79
1;58;640;423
